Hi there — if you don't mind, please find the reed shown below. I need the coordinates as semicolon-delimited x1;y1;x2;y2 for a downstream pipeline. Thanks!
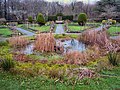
79;30;110;48
34;33;56;52
79;30;120;55
9;36;29;48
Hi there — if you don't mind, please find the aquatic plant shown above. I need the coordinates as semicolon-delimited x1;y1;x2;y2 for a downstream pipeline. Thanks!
79;31;110;48
9;36;29;48
34;33;56;52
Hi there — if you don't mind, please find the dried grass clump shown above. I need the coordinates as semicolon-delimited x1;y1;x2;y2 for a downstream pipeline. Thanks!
63;45;102;65
79;30;120;54
14;54;31;62
9;36;29;48
64;51;88;65
34;33;56;52
115;37;120;46
78;69;96;79
106;36;120;53
13;54;37;64
115;37;120;52
79;31;109;48
87;44;101;59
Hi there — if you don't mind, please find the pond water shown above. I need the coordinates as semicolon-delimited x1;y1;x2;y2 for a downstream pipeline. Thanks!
60;39;86;53
23;43;34;54
19;39;86;55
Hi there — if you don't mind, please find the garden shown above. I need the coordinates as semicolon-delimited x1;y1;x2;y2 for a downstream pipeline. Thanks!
0;0;120;90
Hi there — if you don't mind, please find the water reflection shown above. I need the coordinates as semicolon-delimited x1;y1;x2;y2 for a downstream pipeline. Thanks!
19;39;86;55
61;39;86;53
23;43;34;54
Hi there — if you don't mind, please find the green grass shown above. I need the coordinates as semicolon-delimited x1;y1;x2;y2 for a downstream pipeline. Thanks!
54;34;79;39
107;26;120;36
0;28;12;37
29;25;50;32
68;23;93;32
0;66;120;90
27;53;63;61
68;22;100;32
18;24;51;33
17;24;23;27
68;25;90;31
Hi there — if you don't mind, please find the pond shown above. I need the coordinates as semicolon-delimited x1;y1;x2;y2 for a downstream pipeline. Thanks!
18;39;86;55
58;39;86;53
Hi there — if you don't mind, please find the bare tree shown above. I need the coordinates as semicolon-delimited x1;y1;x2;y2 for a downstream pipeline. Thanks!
100;5;118;19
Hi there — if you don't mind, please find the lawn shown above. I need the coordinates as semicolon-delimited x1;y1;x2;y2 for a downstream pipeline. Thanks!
54;34;79;39
0;66;120;90
68;25;90;32
107;26;120;36
67;22;100;32
29;25;50;32
0;28;12;37
18;24;51;33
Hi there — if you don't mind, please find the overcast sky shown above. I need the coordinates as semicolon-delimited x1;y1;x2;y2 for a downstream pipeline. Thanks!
46;0;100;4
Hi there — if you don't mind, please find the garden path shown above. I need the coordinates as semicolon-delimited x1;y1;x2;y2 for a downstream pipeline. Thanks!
0;37;6;42
91;25;107;31
110;35;120;39
16;28;35;36
55;24;65;34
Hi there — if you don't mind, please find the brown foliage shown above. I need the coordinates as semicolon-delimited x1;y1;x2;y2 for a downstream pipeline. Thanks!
79;30;120;54
63;45;102;65
115;37;120;46
9;36;29;48
78;69;96;79
34;33;56;52
87;45;101;59
14;54;32;62
79;31;109;48
64;51;88;65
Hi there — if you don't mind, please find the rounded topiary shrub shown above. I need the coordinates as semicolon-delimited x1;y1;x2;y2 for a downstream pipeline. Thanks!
36;13;45;26
102;20;107;25
28;16;33;23
112;20;116;24
78;13;87;26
